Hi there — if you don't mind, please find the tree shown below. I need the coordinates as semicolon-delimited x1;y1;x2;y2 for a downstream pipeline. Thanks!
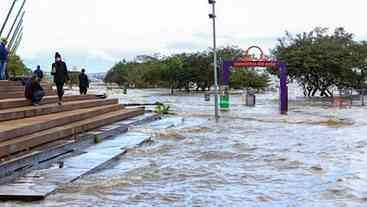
104;60;128;85
104;46;273;93
161;55;184;94
6;55;31;78
272;27;367;97
68;71;81;87
230;69;271;90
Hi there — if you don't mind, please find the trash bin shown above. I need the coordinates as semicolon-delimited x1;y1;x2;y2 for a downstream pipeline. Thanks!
204;93;210;102
123;85;128;95
220;87;230;111
246;93;256;106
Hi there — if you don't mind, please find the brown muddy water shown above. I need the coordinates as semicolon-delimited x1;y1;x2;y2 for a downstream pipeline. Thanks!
5;88;367;207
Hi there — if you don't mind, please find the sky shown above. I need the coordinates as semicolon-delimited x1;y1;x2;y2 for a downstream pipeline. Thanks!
1;0;367;73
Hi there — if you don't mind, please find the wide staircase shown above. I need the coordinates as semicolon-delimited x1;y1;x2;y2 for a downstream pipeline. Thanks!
0;80;55;99
0;80;144;160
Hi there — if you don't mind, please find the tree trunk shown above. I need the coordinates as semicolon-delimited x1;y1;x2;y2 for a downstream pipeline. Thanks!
311;88;318;97
326;89;333;97
320;88;329;97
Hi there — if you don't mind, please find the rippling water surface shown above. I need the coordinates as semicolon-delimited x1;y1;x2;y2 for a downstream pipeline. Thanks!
7;88;367;207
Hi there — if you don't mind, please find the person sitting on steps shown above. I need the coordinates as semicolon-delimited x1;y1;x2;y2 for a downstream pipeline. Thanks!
25;75;45;106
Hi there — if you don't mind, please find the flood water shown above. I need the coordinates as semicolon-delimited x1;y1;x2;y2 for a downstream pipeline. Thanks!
6;88;367;207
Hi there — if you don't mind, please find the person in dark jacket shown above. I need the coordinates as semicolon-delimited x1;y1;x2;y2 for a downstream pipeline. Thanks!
79;68;89;95
25;75;45;106
33;65;44;81
0;38;9;80
51;52;69;105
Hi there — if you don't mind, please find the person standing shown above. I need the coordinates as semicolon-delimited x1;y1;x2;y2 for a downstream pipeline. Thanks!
25;75;45;106
79;68;89;95
34;65;44;81
51;52;69;105
0;38;9;80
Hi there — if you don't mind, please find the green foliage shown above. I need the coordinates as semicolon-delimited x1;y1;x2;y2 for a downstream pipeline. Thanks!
104;46;271;93
272;27;367;97
6;55;31;77
68;71;81;86
230;69;271;90
155;103;171;115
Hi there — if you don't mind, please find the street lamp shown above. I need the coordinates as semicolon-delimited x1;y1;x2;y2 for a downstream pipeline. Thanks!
208;0;219;121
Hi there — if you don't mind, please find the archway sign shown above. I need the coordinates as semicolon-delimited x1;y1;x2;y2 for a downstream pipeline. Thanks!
221;46;288;115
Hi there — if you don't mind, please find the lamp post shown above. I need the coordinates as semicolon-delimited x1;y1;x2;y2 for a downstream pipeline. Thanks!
208;0;219;121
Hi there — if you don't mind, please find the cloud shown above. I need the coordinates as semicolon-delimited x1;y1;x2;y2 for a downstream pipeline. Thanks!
87;50;117;62
1;0;367;72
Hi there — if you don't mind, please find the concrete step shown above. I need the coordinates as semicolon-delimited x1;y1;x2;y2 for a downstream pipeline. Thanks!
0;104;123;142
0;98;119;121
0;95;99;110
0;108;144;158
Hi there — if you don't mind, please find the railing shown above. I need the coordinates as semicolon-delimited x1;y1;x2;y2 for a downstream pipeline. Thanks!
295;89;367;107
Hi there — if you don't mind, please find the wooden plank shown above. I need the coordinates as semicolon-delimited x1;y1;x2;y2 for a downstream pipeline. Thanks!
0;104;123;141
0;108;144;158
0;86;26;91
0;184;57;200
0;95;98;110
0;81;22;86
0;98;118;121
0;91;56;100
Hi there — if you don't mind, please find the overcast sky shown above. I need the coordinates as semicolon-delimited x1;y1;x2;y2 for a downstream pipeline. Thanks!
1;0;367;72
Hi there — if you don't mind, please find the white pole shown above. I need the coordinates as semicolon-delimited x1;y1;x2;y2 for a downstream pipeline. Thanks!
6;0;26;41
0;0;18;37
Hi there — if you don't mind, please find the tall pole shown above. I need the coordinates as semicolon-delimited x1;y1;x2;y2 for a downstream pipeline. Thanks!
8;19;22;50
13;35;22;54
11;30;22;53
209;0;219;120
6;0;26;41
0;0;18;37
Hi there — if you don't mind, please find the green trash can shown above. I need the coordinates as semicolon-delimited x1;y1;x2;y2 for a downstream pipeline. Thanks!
220;88;230;111
123;85;128;95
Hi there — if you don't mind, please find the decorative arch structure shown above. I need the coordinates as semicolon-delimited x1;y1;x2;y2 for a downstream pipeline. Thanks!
221;46;288;114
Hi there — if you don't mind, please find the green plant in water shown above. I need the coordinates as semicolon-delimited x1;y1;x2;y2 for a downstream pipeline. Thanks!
94;134;102;144
155;103;171;115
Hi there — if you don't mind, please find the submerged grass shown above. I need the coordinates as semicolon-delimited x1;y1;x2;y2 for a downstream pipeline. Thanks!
318;119;354;127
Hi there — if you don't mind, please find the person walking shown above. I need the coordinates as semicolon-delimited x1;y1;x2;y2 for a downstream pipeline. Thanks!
79;68;89;95
0;38;9;80
34;65;44;81
25;75;45;106
51;52;69;105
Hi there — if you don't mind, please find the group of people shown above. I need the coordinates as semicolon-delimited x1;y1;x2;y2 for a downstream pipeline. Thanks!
25;52;90;106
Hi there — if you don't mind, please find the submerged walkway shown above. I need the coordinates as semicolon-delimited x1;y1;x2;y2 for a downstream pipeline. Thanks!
0;81;149;200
